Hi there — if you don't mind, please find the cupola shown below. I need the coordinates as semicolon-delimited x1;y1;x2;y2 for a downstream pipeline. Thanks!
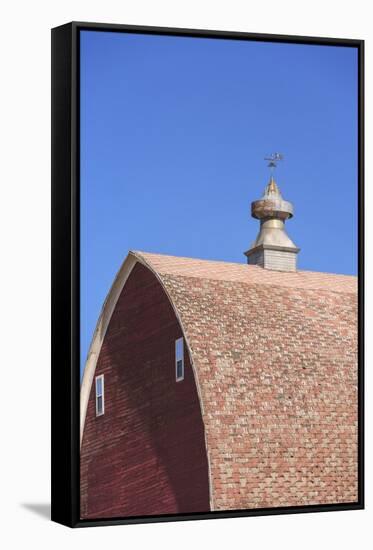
244;153;300;271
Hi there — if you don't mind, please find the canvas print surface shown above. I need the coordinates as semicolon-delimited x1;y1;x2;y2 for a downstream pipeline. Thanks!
79;30;358;519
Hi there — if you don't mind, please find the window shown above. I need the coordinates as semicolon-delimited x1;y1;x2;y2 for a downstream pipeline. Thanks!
175;337;184;382
95;374;105;416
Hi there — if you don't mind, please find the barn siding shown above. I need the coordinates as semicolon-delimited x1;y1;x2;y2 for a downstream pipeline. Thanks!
80;262;210;519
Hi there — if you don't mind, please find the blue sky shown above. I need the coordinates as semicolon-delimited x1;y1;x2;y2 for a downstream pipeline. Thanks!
80;30;358;374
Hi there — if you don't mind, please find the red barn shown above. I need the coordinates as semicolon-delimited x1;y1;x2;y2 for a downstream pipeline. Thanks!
80;177;358;519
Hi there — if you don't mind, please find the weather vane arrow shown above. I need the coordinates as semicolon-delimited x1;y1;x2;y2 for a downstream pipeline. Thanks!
264;152;284;176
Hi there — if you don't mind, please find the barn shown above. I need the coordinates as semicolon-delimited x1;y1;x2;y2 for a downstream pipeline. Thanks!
80;177;358;519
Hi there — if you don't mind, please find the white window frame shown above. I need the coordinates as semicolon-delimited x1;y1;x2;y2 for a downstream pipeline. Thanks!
95;374;105;416
175;337;184;382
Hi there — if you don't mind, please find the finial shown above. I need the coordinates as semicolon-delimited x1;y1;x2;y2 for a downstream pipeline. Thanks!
263;153;284;197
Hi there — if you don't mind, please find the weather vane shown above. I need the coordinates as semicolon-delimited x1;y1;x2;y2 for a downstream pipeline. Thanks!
264;152;284;176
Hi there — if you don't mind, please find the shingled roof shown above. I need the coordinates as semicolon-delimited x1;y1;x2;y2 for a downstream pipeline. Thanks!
81;251;358;510
131;252;358;509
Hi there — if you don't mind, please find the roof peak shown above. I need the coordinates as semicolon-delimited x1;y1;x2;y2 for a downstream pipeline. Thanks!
264;175;282;198
130;250;356;284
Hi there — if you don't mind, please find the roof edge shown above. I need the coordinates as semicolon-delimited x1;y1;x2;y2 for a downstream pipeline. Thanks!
80;252;138;446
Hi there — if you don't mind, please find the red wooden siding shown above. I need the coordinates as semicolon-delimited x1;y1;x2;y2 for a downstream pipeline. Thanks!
80;262;210;519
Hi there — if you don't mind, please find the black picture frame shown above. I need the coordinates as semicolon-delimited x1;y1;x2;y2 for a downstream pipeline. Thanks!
51;21;364;528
